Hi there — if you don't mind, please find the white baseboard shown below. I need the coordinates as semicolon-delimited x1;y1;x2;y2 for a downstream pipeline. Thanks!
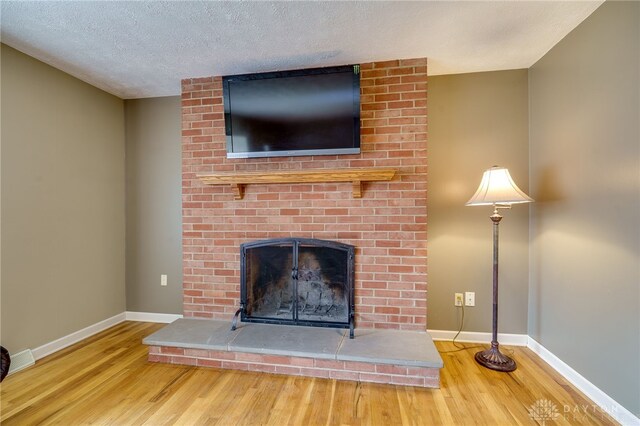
527;337;639;426
10;311;177;373
125;311;182;323
427;329;529;346
31;312;126;361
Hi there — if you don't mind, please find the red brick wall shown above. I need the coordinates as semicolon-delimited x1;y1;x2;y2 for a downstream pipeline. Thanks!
181;58;427;330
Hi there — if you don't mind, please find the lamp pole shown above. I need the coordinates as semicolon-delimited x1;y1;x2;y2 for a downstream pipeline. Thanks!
491;209;501;346
474;206;516;372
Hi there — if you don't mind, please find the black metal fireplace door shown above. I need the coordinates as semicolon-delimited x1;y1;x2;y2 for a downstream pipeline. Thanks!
231;238;355;338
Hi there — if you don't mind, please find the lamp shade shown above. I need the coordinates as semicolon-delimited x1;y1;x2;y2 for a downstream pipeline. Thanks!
466;166;533;206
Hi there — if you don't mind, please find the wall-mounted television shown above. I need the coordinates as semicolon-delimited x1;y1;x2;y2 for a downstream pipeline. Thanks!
223;65;360;159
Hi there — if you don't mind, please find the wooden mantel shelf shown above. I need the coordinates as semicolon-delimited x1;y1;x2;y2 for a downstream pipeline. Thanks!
197;168;397;200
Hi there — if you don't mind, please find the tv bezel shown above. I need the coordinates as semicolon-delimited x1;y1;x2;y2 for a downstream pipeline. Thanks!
223;65;361;159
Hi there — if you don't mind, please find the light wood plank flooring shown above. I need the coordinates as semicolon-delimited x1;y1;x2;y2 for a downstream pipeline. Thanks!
0;321;617;425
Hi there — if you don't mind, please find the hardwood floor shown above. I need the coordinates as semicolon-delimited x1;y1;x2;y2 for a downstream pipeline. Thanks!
0;321;617;425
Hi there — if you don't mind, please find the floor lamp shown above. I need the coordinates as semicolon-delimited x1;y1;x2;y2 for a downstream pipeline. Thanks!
466;166;533;372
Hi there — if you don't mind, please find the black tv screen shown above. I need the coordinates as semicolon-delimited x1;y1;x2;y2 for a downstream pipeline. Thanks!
223;65;360;159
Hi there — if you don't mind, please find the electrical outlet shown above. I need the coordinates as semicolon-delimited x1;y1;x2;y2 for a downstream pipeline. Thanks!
465;291;475;306
161;274;168;287
454;293;463;307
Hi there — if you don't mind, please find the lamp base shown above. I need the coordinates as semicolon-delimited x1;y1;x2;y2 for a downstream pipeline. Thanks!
475;343;516;372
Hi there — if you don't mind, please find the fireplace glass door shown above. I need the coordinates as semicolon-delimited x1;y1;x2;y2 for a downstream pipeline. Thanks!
241;238;354;330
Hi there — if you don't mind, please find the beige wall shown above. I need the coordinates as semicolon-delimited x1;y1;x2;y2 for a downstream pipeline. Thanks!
427;70;530;333
0;45;126;353
529;1;639;416
125;97;182;314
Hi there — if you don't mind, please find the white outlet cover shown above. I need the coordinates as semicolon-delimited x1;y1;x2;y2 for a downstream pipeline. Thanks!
465;292;475;306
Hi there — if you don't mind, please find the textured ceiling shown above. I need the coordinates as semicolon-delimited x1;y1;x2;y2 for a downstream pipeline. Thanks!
1;1;603;99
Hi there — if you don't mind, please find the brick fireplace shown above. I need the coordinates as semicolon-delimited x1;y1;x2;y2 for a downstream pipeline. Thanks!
146;57;438;387
181;58;428;331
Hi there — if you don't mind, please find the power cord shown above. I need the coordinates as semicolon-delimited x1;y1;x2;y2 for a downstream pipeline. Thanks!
439;302;484;354
451;302;465;348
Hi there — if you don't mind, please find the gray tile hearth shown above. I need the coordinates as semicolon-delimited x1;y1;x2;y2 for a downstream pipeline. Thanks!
229;323;345;359
143;318;239;351
143;318;443;369
337;328;443;367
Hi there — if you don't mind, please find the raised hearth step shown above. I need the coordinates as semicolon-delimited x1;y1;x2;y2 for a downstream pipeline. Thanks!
143;318;443;369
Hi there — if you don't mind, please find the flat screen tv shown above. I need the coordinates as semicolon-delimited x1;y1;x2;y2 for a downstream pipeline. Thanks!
223;65;360;159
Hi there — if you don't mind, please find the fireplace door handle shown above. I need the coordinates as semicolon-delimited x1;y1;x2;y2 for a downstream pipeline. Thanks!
291;267;298;280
